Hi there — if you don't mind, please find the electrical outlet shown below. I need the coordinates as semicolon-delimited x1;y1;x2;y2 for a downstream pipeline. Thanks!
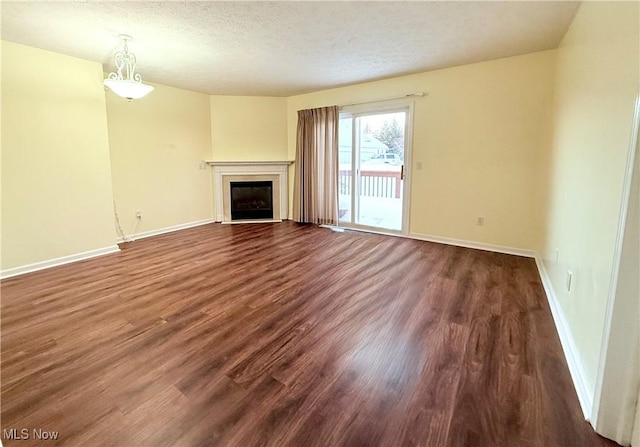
476;217;485;226
567;270;573;292
135;211;142;219
199;162;207;170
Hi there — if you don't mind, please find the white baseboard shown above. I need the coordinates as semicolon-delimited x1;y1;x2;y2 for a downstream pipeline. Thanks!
409;232;536;258
117;218;216;243
0;245;120;280
535;255;593;420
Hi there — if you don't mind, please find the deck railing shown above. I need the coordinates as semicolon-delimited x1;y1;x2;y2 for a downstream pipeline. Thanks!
339;169;402;199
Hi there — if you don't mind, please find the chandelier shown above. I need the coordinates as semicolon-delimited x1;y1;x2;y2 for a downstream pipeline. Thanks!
103;35;154;100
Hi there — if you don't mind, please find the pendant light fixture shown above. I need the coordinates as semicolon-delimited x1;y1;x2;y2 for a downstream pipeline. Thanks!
103;35;154;100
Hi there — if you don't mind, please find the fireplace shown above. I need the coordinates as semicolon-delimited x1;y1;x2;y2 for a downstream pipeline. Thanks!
207;160;292;223
230;181;274;220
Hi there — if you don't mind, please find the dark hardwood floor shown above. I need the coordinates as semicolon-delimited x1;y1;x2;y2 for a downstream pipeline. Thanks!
1;222;617;446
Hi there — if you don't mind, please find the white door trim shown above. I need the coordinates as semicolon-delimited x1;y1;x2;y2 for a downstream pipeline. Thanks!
591;94;640;444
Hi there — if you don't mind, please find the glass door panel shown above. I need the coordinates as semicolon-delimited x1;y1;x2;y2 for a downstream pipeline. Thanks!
339;109;408;232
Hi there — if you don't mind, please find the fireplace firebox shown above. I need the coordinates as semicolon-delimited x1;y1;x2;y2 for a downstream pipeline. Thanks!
230;181;274;220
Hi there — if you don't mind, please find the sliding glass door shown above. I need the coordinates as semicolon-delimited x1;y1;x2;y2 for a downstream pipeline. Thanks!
338;106;411;233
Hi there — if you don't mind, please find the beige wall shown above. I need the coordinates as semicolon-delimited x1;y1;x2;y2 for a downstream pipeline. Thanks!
287;51;555;250
106;82;213;237
540;1;640;396
1;41;117;270
210;96;288;161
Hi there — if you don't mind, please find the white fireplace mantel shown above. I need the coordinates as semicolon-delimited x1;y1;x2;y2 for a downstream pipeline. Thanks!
206;160;293;223
206;161;293;167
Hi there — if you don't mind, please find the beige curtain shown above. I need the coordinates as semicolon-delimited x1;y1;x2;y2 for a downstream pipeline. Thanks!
293;106;339;225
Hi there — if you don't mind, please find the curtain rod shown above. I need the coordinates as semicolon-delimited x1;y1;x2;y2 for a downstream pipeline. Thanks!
339;92;426;107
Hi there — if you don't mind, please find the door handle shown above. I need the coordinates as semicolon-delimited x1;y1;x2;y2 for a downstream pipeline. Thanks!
400;164;405;180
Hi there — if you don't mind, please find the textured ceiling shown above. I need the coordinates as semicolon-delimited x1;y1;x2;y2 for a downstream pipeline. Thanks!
1;1;580;96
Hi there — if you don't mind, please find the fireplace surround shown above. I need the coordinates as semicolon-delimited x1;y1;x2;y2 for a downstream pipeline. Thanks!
206;161;293;224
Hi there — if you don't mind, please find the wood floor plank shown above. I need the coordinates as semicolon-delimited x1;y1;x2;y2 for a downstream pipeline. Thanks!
1;222;617;446
447;314;504;447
